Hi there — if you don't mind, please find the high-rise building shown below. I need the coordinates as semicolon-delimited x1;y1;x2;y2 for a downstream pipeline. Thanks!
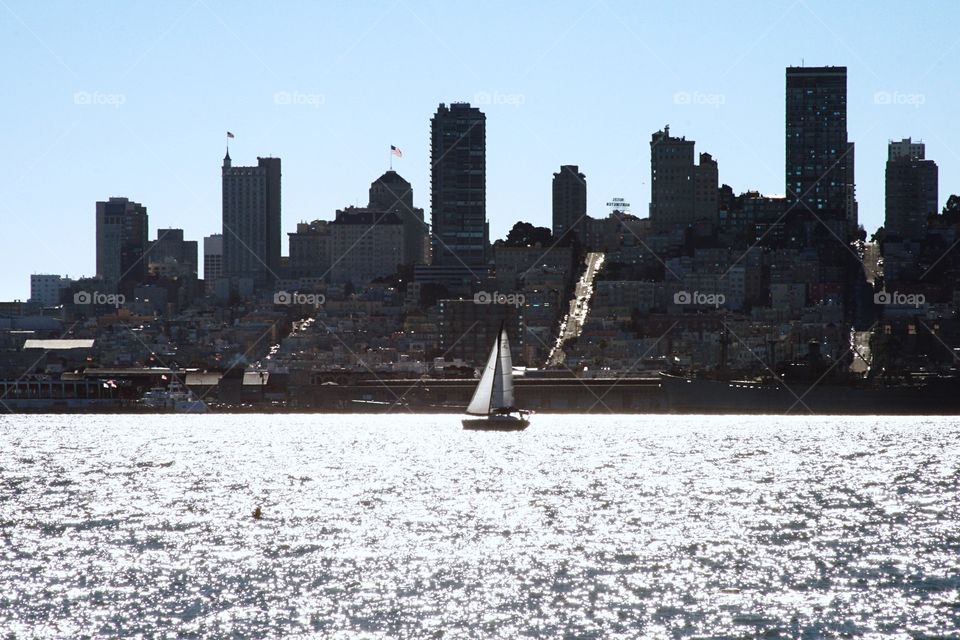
368;170;428;265
552;165;586;241
694;152;719;222
148;228;198;277
287;221;331;279
95;197;148;294
221;152;281;288
203;234;223;292
328;207;404;286
785;66;856;233
649;126;718;232
430;103;487;268
885;138;938;242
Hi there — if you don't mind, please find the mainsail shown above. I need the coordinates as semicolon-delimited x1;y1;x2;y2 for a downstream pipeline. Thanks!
465;326;514;415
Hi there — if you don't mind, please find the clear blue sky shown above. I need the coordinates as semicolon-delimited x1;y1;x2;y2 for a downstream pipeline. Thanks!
1;0;957;300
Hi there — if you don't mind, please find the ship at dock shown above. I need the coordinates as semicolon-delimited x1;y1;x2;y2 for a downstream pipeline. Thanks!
660;338;960;415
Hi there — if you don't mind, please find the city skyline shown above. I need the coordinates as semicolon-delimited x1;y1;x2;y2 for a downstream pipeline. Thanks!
2;1;957;299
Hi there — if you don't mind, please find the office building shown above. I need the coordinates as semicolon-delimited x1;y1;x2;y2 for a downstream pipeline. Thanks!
95;197;148;294
649;126;718;232
221;153;281;288
552;165;587;241
430;103;487;268
148;228;198;277
368;170;428;265
328;208;404;286
885;138;938;242
785;66;856;233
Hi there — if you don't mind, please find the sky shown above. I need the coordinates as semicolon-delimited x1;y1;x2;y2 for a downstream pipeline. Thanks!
1;0;957;300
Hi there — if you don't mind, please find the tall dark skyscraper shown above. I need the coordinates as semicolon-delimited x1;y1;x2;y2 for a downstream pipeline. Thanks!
221;152;281;288
785;66;856;234
885;138;938;242
369;170;428;265
430;103;487;268
95;197;148;294
552;165;586;241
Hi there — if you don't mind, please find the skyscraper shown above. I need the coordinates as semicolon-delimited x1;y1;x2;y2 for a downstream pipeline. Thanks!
649;126;718;232
430;103;487;268
221;152;281;288
203;234;223;292
552;165;586;241
95;197;148;294
369;170;428;265
885;138;938;242
694;152;719;222
785;66;856;234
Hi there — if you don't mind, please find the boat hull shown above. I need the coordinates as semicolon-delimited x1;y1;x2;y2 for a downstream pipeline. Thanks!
462;416;530;431
659;372;960;414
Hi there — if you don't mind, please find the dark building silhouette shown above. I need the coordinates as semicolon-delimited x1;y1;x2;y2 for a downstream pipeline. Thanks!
552;165;587;241
649;126;718;232
148;228;198;277
885;138;938;242
221;152;281;288
430;103;487;268
368;170;428;265
785;66;857;235
694;152;719;223
95;197;148;294
203;234;223;293
438;298;522;366
287;221;330;279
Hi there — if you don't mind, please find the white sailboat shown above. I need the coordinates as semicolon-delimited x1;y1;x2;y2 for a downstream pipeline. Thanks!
462;324;531;431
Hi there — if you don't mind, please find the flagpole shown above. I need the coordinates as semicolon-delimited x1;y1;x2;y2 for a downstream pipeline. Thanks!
389;145;393;171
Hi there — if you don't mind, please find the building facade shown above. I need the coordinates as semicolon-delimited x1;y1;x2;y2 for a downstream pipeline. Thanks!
221;153;281;288
785;66;856;234
650;127;718;232
328;208;404;286
694;152;719;223
203;234;223;292
29;274;72;306
287;221;331;279
368;170;428;266
148;228;198;277
430;103;487;268
885;138;938;242
95;197;148;294
552;165;587;241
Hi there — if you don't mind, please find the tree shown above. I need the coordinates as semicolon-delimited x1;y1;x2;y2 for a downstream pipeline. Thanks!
501;221;552;247
942;194;960;224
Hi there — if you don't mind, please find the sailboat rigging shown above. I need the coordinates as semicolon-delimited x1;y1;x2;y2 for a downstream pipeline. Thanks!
462;324;531;431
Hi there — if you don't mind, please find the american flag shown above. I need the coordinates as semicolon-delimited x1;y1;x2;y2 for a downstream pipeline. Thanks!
227;131;235;139
390;145;402;158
